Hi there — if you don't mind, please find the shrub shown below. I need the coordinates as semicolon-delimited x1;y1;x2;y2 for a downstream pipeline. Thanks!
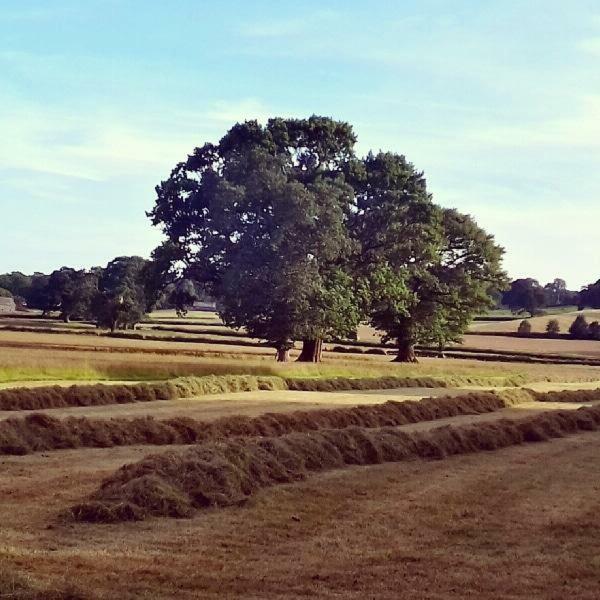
517;320;532;337
569;315;589;339
545;319;560;337
589;321;600;341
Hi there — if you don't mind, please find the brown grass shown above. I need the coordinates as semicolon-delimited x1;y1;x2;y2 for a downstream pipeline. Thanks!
4;423;600;597
456;334;600;359
4;335;600;388
0;566;87;599
71;399;600;522
0;391;509;456
285;376;447;391
0;375;286;411
530;387;600;403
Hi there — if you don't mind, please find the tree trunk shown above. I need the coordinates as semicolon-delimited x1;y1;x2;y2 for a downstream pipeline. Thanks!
276;347;291;362
296;339;323;362
393;340;418;362
63;314;70;323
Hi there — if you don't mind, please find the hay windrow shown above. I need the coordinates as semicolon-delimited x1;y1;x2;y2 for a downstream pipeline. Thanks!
529;388;600;403
71;403;600;523
284;376;448;391
0;375;287;411
0;375;452;412
0;391;506;456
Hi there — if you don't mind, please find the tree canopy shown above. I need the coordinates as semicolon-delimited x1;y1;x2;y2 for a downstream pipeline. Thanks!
148;116;508;362
502;278;546;317
149;116;364;360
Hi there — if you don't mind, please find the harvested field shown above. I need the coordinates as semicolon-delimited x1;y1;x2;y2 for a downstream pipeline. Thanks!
470;309;600;334
72;402;600;522
458;333;600;358
0;391;514;456
2;408;600;597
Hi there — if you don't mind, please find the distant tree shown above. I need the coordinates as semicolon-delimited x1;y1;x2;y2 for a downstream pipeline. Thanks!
569;315;589;339
589;321;600;341
167;279;200;317
502;278;546;317
545;319;560;338
517;320;532;337
544;278;567;306
0;272;32;299
579;279;600;309
25;273;53;314
45;268;100;322
91;257;149;331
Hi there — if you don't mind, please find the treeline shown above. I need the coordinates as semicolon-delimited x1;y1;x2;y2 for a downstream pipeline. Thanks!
6;117;596;362
0;260;206;330
502;277;600;317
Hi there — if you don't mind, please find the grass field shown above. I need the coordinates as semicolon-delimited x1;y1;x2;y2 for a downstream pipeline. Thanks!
470;308;600;334
2;314;600;598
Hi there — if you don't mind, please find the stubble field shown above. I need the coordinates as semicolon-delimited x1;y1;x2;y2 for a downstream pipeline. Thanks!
2;311;600;598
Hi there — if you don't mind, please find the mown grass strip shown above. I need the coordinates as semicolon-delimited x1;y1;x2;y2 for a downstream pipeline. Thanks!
72;400;600;523
0;391;508;456
0;375;286;411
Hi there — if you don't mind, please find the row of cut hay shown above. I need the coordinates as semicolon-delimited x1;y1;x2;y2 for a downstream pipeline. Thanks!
284;376;448;391
529;388;600;403
0;375;286;411
0;392;506;456
72;403;600;522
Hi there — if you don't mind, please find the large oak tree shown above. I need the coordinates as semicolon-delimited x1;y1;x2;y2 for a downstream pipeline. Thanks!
149;117;363;361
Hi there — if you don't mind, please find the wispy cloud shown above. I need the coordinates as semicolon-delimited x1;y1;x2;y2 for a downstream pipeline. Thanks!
0;97;274;183
238;9;338;38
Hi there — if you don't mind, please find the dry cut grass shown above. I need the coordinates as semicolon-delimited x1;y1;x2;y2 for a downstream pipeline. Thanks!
0;375;286;411
0;391;512;456
72;392;600;522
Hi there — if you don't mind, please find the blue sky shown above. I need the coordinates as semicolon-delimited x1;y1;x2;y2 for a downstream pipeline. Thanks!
1;0;599;289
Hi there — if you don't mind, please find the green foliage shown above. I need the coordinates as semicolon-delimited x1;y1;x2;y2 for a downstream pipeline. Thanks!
351;152;506;359
545;319;560;337
0;287;12;298
149;116;507;362
46;267;99;322
589;321;600;341
91;257;149;331
569;314;589;339
503;278;546;316
150;117;364;355
579;279;600;309
517;319;532;337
